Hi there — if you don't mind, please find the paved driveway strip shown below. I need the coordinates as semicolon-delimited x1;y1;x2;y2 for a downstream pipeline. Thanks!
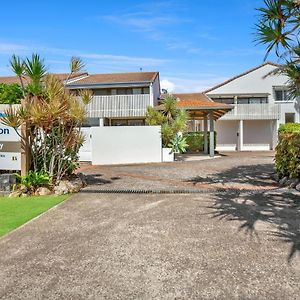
0;190;300;299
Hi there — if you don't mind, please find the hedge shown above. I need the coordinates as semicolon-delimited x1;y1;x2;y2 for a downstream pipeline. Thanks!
184;131;217;152
278;123;300;134
275;123;300;178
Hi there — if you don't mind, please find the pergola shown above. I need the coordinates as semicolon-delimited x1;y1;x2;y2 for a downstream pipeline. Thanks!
157;93;233;157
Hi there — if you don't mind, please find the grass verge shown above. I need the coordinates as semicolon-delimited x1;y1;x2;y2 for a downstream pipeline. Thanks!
0;195;69;237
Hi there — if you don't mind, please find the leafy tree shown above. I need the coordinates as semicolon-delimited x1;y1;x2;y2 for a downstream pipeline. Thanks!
255;0;300;96
0;83;23;104
145;94;189;147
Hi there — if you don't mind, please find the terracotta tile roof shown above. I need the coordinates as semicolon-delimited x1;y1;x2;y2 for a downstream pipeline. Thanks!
161;93;231;109
67;72;159;85
203;62;280;93
157;93;233;120
0;72;88;85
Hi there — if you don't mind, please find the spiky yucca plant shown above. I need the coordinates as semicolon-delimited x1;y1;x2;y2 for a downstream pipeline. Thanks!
0;54;92;183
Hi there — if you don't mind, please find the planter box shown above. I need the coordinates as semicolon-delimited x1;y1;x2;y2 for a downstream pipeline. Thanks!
162;148;174;162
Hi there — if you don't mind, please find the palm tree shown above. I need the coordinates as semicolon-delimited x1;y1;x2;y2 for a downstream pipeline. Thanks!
255;0;300;96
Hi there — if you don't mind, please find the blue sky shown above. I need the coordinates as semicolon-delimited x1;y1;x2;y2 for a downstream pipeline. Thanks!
0;0;275;92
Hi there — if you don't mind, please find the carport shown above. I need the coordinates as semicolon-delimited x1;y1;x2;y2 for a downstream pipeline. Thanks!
157;93;233;157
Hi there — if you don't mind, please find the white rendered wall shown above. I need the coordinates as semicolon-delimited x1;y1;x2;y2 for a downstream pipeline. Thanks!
207;64;289;100
243;120;272;150
215;120;238;151
207;64;300;123
91;126;162;165
215;120;273;151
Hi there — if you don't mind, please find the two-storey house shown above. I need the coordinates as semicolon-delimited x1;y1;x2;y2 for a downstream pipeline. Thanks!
65;72;160;126
204;62;300;151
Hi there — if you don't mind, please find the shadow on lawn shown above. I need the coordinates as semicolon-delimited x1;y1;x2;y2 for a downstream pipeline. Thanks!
209;189;300;262
187;164;276;187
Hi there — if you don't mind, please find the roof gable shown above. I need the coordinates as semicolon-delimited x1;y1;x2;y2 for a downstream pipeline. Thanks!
66;72;159;86
204;62;280;94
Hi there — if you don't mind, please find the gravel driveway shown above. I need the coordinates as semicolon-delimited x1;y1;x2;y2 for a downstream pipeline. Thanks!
0;152;299;299
79;151;277;191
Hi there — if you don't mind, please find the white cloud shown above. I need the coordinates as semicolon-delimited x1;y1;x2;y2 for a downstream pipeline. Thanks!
0;42;29;54
161;79;175;92
0;40;169;73
161;76;228;93
79;53;169;67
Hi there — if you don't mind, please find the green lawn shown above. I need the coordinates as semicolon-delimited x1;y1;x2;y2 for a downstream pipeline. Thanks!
0;195;69;237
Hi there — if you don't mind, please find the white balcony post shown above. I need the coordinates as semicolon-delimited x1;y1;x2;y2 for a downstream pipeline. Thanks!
209;111;214;157
271;120;278;150
204;114;208;154
238;120;244;151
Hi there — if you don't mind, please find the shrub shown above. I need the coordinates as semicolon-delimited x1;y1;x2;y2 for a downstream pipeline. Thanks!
168;134;189;153
16;170;50;192
278;123;300;134
0;83;22;104
275;123;300;178
184;132;217;152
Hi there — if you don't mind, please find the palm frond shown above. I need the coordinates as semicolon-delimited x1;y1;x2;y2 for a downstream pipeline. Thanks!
78;89;93;105
70;57;85;74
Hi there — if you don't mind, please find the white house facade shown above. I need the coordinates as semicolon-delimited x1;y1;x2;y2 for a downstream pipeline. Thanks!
205;62;300;151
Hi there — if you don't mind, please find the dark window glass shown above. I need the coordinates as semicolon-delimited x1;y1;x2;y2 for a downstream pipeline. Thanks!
143;87;150;94
275;88;289;101
94;89;108;96
211;98;234;104
117;88;127;95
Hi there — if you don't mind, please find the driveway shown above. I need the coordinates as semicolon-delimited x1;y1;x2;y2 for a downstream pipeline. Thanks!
1;152;300;299
79;151;277;191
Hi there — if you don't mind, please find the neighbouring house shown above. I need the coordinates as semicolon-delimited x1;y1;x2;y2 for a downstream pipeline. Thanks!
204;62;300;151
65;71;161;126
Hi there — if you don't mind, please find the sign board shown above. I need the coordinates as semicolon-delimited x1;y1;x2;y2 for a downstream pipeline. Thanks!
0;113;21;170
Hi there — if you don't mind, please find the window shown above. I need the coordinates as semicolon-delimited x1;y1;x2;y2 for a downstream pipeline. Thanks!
110;119;145;126
133;88;142;95
285;113;295;123
94;89;108;96
143;87;150;94
274;88;289;101
117;88;128;95
238;97;268;104
211;98;235;104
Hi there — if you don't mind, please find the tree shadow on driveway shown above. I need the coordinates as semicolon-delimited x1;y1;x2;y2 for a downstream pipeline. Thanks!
187;164;276;187
209;189;300;263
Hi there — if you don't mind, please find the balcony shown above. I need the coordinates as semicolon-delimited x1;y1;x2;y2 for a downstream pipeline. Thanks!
85;94;152;118
220;103;281;120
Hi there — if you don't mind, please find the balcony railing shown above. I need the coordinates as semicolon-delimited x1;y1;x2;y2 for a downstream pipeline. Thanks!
220;103;281;120
85;94;152;118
